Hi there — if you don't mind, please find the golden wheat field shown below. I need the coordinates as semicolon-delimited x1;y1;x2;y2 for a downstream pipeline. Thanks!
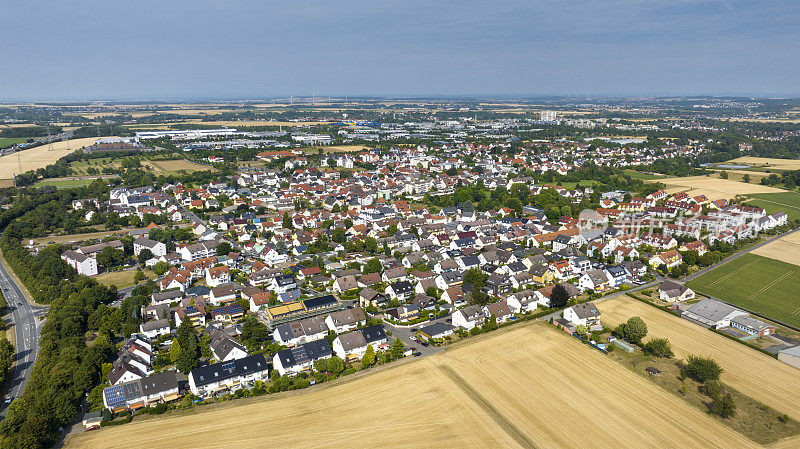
729;157;800;171
752;231;800;266
67;323;764;449
141;159;213;174
0;137;104;179
653;175;782;199
597;296;800;421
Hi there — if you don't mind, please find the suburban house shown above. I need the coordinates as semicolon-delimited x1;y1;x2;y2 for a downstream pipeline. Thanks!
273;338;333;376
272;316;329;346
506;289;539;314
324;308;366;333
332;325;388;360
206;266;231;288
563;302;602;331
451;305;486;330
188;354;270;398
657;280;695;302
417;322;455;340
103;371;180;412
483;301;514;324
139;319;170;339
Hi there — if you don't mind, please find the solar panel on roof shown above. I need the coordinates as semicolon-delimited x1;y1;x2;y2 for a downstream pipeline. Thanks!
104;385;127;408
220;361;236;372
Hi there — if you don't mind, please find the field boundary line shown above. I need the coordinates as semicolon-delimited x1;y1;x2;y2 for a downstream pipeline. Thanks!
707;258;758;287
746;270;794;301
437;364;538;449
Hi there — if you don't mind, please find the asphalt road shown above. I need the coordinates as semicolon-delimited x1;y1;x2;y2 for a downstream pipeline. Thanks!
0;260;47;415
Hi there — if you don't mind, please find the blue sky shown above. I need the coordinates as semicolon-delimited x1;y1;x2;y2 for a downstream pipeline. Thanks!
1;0;798;100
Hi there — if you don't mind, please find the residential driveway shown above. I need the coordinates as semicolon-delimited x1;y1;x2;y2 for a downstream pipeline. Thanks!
382;316;451;358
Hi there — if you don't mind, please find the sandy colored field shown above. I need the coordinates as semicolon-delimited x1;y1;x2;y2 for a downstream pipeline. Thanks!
94;269;154;288
67;324;761;449
0;137;105;179
27;228;143;246
653;175;783;200
729;118;800;124
141;159;213;174
729;157;800;171
313;144;369;153
752;231;800;266
597;296;800;421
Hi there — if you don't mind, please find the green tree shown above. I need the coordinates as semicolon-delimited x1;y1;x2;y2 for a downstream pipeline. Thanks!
216;241;233;256
643;337;673;358
710;393;737;419
133;268;146;284
550;284;570;308
620;316;648;344
327;356;344;374
363;258;382;274
719;170;728;179
137;248;153;264
313;358;328;373
96;246;124;267
574;324;588;337
152;261;172;276
743;174;751;183
282;212;292;229
361;344;375;369
169;339;181;365
389;338;405;360
683;355;723;383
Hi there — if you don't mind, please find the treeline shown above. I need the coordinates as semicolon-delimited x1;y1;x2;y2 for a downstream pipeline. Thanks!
71;124;133;139
0;126;62;139
0;194;118;448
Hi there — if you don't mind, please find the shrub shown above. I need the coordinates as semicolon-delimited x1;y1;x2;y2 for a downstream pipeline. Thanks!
709;393;737;419
643;338;673;358
699;379;724;399
683;355;723;383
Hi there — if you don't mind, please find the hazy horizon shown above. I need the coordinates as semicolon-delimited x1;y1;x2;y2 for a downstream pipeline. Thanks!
2;0;798;101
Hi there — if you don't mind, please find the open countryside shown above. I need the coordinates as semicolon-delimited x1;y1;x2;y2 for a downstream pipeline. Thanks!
596;296;800;422
66;324;762;449
746;192;800;221
0;137;109;179
752;231;800;266
685;254;800;328
653;175;783;198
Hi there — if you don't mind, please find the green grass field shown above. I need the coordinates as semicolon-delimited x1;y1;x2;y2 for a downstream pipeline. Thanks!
623;169;668;180
746;191;800;221
34;178;102;188
0;137;29;149
686;253;800;327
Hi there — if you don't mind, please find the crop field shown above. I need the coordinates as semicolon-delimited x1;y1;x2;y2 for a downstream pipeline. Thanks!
141;159;213;175
67;323;762;449
94;269;155;289
33;177;106;189
0;137;104;179
752;231;800;266
0;137;29;149
729;157;800;171
686;253;800;327
309;144;369;154
26;228;143;246
746;192;800;221
597;295;800;421
623;169;668;180
653;175;783;199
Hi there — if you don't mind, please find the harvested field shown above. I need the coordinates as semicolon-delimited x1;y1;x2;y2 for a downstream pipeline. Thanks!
0;137;105;179
67;323;760;449
311;144;368;153
141;159;213;175
597;295;800;420
728;157;800;171
653;175;782;200
129;120;328;129
27;228;144;246
752;231;800;266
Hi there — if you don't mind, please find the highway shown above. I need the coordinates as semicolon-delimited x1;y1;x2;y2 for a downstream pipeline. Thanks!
0;259;47;416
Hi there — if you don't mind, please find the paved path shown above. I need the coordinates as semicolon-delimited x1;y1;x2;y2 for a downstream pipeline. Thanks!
0;258;48;416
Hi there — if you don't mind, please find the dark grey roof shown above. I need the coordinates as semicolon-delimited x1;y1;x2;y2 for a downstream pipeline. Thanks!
418;322;454;338
139;371;179;397
276;338;332;369
189;354;268;388
361;324;387;344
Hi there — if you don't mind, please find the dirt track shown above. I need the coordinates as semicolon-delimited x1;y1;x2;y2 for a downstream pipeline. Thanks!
67;323;761;449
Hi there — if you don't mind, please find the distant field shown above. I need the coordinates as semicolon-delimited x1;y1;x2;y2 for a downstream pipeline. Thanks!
141;159;213;175
65;323;759;449
597;295;800;421
753;231;800;266
686;253;800;328
746;192;800;221
0;137;105;179
310;144;369;154
560;179;596;189
27;229;143;246
128;120;328;129
0;137;29;149
729;157;800;171
33;177;105;188
623;169;667;180
653;175;782;200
